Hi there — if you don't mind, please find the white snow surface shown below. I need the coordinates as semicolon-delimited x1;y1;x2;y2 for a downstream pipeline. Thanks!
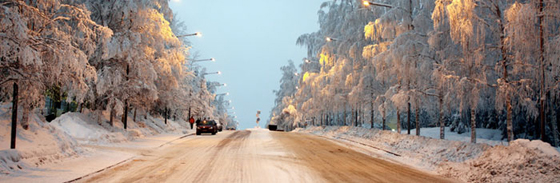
0;104;81;175
0;103;193;182
295;126;560;183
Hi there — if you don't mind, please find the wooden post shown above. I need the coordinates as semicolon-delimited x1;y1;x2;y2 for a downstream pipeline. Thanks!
11;82;18;149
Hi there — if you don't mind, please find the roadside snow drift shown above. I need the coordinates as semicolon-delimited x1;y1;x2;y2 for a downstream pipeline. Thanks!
296;126;560;182
0;104;81;175
439;139;560;182
1;104;189;176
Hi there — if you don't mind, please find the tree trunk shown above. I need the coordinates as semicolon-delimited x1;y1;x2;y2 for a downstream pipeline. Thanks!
439;93;445;139
382;101;386;130
96;109;102;125
538;0;546;140
123;101;128;130
343;105;347;126
415;103;420;136
21;107;29;130
188;107;192;121
10;82;18;149
133;108;137;122
110;107;114;126
164;108;168;125
554;104;560;146
355;108;358;127
407;102;411;135
506;95;513;142
371;107;375;129
397;108;401;133
382;111;386;131
326;113;329;126
471;107;476;143
496;4;513;142
320;112;323;126
351;106;355;127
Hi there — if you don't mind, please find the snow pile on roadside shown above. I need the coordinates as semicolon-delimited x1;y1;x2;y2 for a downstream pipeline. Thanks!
298;126;490;170
406;127;506;146
296;126;560;182
0;104;81;175
438;139;560;182
50;109;189;145
1;103;190;175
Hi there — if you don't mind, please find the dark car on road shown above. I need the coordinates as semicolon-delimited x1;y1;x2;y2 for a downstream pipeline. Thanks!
197;120;218;135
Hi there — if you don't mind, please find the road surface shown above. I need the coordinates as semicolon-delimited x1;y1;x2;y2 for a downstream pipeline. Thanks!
80;129;452;183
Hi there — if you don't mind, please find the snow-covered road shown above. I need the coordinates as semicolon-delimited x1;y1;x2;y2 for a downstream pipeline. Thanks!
76;129;451;183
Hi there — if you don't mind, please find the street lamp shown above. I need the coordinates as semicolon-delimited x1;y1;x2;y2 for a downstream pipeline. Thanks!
304;58;319;64
192;58;215;63
362;1;392;8
326;37;338;42
202;71;221;76
176;32;202;38
209;82;226;87
216;92;229;96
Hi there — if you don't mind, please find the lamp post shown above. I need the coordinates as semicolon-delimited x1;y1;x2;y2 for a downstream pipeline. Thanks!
202;71;221;76
326;37;338;42
192;58;215;63
208;82;226;87
176;32;202;38
362;1;392;8
190;58;215;68
216;92;229;96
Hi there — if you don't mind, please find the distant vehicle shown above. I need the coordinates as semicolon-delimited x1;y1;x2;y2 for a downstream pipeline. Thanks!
197;120;218;135
226;127;236;130
268;124;277;131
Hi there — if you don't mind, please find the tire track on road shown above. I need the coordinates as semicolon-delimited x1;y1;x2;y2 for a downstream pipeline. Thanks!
193;130;251;182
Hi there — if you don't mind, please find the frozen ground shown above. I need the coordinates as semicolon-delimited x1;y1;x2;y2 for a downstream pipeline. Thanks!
295;126;560;182
0;103;193;182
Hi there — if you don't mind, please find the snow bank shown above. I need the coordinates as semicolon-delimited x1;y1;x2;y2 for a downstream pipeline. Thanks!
50;109;189;145
297;126;490;170
296;126;560;182
1;103;190;176
0;104;81;175
439;139;560;182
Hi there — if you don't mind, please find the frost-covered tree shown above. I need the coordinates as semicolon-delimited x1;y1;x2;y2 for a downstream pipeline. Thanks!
83;0;184;125
1;0;111;129
269;60;299;129
271;0;559;146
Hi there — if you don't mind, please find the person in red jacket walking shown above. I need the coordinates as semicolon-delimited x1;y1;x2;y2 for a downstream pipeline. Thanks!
189;116;195;129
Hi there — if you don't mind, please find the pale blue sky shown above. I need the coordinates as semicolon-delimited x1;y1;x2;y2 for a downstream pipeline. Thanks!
169;0;326;129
